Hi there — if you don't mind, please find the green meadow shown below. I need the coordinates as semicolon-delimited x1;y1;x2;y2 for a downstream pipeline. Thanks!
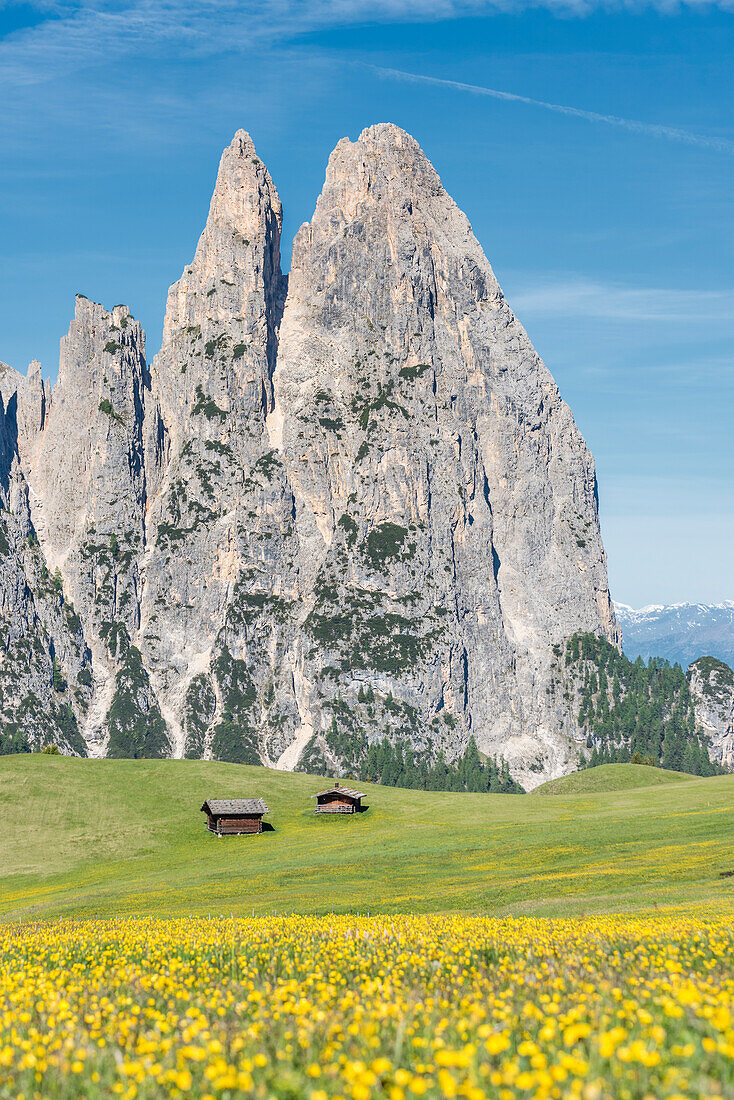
1;755;733;921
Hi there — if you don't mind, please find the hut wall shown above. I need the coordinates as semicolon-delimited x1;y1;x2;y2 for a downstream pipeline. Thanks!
317;794;357;812
217;816;263;835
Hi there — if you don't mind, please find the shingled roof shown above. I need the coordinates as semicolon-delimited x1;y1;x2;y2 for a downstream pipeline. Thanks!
312;786;365;800
201;799;269;815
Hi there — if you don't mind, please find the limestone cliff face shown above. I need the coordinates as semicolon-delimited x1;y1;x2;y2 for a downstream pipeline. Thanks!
0;125;620;783
24;297;151;754
688;657;734;770
0;375;91;754
0;358;46;461
139;130;299;764
273;126;617;784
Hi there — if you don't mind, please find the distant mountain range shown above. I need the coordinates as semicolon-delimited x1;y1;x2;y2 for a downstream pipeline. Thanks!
615;602;734;669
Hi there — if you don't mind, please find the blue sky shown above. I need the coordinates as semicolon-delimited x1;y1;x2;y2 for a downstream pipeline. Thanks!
0;0;732;607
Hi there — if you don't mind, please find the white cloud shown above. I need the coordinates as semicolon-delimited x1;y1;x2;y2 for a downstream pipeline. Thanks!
507;276;734;323
3;0;734;93
368;64;734;154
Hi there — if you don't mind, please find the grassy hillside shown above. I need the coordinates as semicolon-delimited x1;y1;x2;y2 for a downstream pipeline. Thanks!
534;762;690;795
2;755;734;921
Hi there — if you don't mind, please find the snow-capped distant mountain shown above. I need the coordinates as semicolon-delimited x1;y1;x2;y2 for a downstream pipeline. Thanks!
615;602;734;669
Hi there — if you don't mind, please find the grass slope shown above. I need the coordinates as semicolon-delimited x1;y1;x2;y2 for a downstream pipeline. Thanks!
534;762;690;795
1;756;733;921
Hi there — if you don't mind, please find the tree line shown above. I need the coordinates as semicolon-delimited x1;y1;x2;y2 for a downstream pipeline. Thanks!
565;632;724;777
356;735;524;794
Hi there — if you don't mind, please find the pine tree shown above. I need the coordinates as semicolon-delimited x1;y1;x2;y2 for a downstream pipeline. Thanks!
52;657;65;693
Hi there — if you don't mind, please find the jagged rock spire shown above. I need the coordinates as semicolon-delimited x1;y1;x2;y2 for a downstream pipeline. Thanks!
161;129;284;345
138;131;293;760
148;130;286;465
24;296;150;754
274;122;618;784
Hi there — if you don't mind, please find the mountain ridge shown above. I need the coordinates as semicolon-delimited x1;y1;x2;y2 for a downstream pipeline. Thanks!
616;600;734;619
0;124;674;789
615;600;734;669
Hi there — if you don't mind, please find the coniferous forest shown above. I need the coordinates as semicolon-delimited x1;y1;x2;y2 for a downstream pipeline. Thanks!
563;633;723;776
357;736;525;794
6;627;726;789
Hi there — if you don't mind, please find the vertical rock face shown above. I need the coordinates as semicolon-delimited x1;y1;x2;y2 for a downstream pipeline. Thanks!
688;657;734;770
148;129;284;453
140;130;299;762
26;296;150;754
0;385;91;755
0;359;46;461
0;124;621;782
273;125;617;784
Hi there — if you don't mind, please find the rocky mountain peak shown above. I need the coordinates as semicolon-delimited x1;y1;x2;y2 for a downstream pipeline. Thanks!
0;125;627;784
0;357;46;466
28;295;148;610
327;122;437;182
295;124;456;274
160;130;283;345
272;124;617;784
151;131;285;459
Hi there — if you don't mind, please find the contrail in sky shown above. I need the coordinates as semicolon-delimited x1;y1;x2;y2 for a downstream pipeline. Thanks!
368;64;734;154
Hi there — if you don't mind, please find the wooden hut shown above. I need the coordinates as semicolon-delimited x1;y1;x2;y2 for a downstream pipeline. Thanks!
201;798;269;836
312;783;365;814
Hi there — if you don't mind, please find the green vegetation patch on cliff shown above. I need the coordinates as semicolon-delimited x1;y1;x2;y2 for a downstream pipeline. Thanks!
364;522;414;568
352;379;409;432
689;656;734;705
305;583;441;674
105;647;169;760
204;334;229;359
225;583;295;632
183;674;216;759
100;621;131;660
99;399;124;424
0;639;86;757
337;513;358;547
210;646;260;765
192;384;227;421
398;363;431;382
253;450;281;482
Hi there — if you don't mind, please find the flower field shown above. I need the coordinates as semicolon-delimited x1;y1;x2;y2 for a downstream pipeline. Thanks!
1;915;733;1100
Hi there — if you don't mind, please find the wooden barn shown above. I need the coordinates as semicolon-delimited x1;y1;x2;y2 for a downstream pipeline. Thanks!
312;783;365;814
201;798;270;836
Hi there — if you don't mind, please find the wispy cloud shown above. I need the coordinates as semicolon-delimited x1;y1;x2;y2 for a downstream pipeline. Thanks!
369;64;734;154
0;2;535;90
641;355;734;385
507;276;734;323
4;0;734;93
